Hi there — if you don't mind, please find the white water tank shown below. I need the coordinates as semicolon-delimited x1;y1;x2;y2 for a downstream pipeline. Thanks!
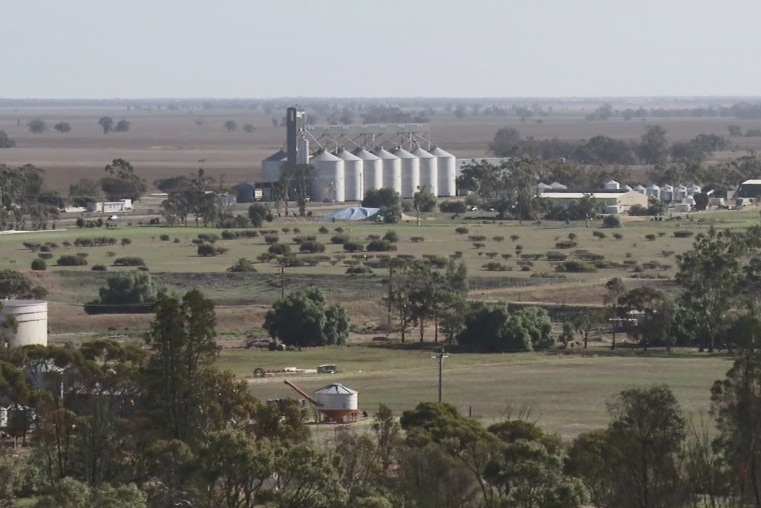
605;179;620;190
354;148;382;194
411;146;438;197
430;146;456;196
335;149;363;202
314;383;358;411
312;151;345;202
393;147;420;198
262;149;287;183
1;300;47;347
373;147;401;193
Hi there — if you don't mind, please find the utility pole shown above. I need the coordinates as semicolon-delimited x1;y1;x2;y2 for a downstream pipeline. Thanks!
432;348;449;403
279;259;285;299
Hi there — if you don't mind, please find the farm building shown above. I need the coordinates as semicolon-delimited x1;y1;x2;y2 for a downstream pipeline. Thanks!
232;182;263;203
739;179;761;198
538;189;648;214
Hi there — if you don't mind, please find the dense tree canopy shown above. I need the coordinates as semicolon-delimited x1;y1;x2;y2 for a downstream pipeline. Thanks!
263;288;350;347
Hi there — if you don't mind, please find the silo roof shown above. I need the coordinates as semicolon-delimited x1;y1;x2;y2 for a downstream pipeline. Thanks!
373;148;398;159
429;145;454;157
334;148;361;161
313;150;341;162
353;148;380;160
2;299;47;307
392;147;415;158
411;146;435;158
315;383;357;395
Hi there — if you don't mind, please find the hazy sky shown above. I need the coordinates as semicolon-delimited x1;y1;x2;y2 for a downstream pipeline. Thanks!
6;0;761;99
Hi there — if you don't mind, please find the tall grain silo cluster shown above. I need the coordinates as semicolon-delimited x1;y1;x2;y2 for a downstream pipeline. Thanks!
260;107;457;203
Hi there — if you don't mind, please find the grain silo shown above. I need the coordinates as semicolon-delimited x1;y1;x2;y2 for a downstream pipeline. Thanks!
262;149;287;183
393;146;420;198
354;148;382;195
605;179;620;190
373;147;402;194
335;148;363;202
1;300;47;347
430;146;456;197
411;146;438;196
311;151;345;202
314;383;359;423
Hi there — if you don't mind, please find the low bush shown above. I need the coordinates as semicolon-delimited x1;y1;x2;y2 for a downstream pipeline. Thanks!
197;233;219;243
366;239;397;252
483;262;511;271
510;235;520;241
410;236;425;243
330;234;350;244
613;232;623;240
455;227;469;234
31;259;47;271
472;242;486;249
293;235;316;244
299;241;326;253
197;244;227;257
227;258;257;272
383;230;399;243
159;234;170;241
674;230;694;238
91;264;108;271
602;215;622;228
422;254;448;268
221;230;259;240
74;237;118;247
492;236;505;242
468;235;487;242
645;234;657;241
546;251;568;261
343;241;364;253
593;231;607;239
58;255;88;266
264;234;280;245
346;265;373;275
556;260;597;273
439;201;467;213
268;243;291;255
318;226;329;234
38;253;53;260
114;256;146;266
555;240;577;249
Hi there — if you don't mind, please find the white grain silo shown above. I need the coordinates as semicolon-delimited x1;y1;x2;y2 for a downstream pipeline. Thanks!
373;147;402;193
314;383;359;423
430;146;456;196
661;184;674;203
674;184;688;202
646;184;661;200
335;149;363;202
393;147;420;198
634;184;646;194
1;300;47;347
688;184;701;196
605;179;620;190
312;151;345;202
411;146;438;196
261;149;287;183
354;148;382;194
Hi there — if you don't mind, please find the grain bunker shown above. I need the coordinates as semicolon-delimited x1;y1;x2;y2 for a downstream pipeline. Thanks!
1;300;48;347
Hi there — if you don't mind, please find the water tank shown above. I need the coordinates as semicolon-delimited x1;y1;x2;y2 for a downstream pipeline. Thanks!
605;180;620;190
262;149;287;183
430;146;456;196
314;383;358;423
354;148;382;194
335;149;363;202
393;147;420;198
1;300;47;347
312;151;345;202
411;146;438;196
373;147;401;193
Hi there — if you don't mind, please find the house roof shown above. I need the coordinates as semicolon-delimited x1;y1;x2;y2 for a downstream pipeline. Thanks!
742;179;761;185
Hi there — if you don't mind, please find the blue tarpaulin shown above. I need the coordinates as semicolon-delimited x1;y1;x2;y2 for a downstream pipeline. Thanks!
321;207;380;221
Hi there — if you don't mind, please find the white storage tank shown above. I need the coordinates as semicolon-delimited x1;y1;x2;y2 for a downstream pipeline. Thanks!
335;149;363;202
373;147;401;194
262;149;287;183
393;147;420;198
314;383;359;423
661;184;674;203
605;179;620;190
353;148;383;195
646;183;661;200
311;151;345;203
1;300;47;347
411;146;438;196
634;184;646;194
430;146;456;197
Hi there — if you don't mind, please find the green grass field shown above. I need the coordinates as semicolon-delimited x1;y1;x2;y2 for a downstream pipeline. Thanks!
218;346;732;438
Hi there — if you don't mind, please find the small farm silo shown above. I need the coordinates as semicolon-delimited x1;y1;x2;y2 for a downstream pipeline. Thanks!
393;147;420;198
312;151;345;202
314;383;359;423
335;148;363;202
604;179;620;190
1;300;48;347
646;183;661;201
430;146;456;196
354;148;383;193
411;146;438;196
262;149;287;183
373;147;402;194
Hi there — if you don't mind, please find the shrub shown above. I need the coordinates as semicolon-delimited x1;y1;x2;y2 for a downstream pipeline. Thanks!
257;252;276;263
227;258;257;272
159;234;170;241
556;260;597;273
568;233;578;241
510;235;520;241
593;231;607;239
501;254;512;260
455;227;469;234
343;241;363;252
645;234;657;241
114;257;146;266
483;262;511;271
318;226;329;234
674;230;694;238
439;201;467;213
330;234;350;244
299;241;326;253
492;236;505;242
346;265;373;275
555;240;577;249
38;253;53;260
31;259;47;271
366;239;396;252
121;238;132;247
613;232;623;240
174;238;180;243
268;243;291;255
602;215;622;228
383;230;399;243
410;236;425;243
58;255;88;266
422;255;448;268
334;227;344;233
63;241;71;248
197;243;221;257
264;234;280;245
472;243;486;249
293;235;316;244
91;264;108;271
485;252;498;259
366;234;381;241
546;251;568;261
468;235;487;242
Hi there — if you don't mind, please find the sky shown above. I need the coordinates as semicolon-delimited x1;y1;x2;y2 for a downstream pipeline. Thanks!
5;0;761;99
